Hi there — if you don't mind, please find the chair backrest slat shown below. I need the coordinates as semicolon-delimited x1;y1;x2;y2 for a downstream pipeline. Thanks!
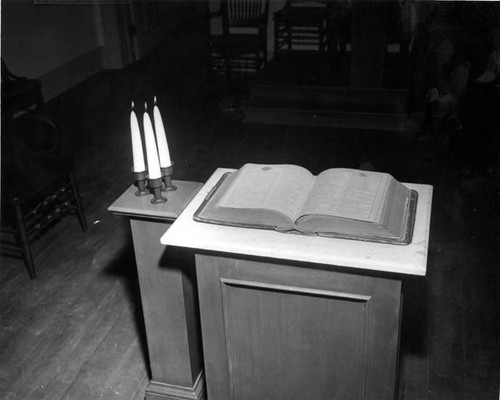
226;0;269;23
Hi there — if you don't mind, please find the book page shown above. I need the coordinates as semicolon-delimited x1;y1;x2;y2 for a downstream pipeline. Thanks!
217;164;314;221
299;169;389;222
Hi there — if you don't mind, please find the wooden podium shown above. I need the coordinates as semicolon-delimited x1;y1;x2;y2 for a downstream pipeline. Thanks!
109;181;206;400
161;169;433;400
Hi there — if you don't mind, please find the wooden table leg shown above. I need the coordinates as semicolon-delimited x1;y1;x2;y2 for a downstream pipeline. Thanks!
130;218;205;400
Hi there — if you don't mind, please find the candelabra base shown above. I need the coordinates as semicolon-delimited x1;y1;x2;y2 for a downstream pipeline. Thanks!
149;177;167;204
151;195;168;204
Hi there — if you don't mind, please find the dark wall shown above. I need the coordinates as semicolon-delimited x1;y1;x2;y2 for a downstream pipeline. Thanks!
1;0;102;100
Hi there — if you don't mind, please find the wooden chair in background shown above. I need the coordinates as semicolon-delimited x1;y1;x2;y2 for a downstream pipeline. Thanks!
1;114;87;279
273;0;330;55
210;0;270;80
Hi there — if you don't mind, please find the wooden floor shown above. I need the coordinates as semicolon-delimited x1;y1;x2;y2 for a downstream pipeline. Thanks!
1;41;499;399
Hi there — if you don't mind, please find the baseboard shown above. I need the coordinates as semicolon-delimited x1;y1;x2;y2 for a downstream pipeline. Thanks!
145;370;206;400
39;47;103;101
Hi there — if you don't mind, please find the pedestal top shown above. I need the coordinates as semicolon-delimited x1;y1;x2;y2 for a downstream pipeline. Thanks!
161;169;433;276
108;180;203;220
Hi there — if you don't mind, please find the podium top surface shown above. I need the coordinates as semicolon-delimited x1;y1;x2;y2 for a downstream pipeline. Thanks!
108;181;203;221
161;169;433;276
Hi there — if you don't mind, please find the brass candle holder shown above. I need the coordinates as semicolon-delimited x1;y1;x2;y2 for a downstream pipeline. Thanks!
133;170;149;197
161;163;177;192
148;177;167;204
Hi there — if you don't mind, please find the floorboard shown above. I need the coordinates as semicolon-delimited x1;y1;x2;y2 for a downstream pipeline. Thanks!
60;306;147;400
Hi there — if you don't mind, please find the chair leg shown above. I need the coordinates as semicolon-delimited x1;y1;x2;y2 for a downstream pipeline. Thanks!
69;170;87;232
13;202;36;279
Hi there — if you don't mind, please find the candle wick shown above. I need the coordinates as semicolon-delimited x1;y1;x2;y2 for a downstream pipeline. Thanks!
154;96;157;105
131;101;135;109
144;102;148;110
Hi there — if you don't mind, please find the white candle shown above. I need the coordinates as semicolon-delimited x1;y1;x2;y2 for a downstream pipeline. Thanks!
143;103;162;180
153;96;172;168
130;102;146;172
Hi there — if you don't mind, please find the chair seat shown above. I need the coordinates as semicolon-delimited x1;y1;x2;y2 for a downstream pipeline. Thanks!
274;6;328;24
211;33;266;53
11;156;74;199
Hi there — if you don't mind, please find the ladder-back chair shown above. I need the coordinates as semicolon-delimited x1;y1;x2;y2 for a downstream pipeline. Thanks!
273;0;331;55
210;0;270;79
1;114;87;279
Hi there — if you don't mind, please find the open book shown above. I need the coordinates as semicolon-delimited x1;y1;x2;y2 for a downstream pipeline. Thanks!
194;164;418;245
